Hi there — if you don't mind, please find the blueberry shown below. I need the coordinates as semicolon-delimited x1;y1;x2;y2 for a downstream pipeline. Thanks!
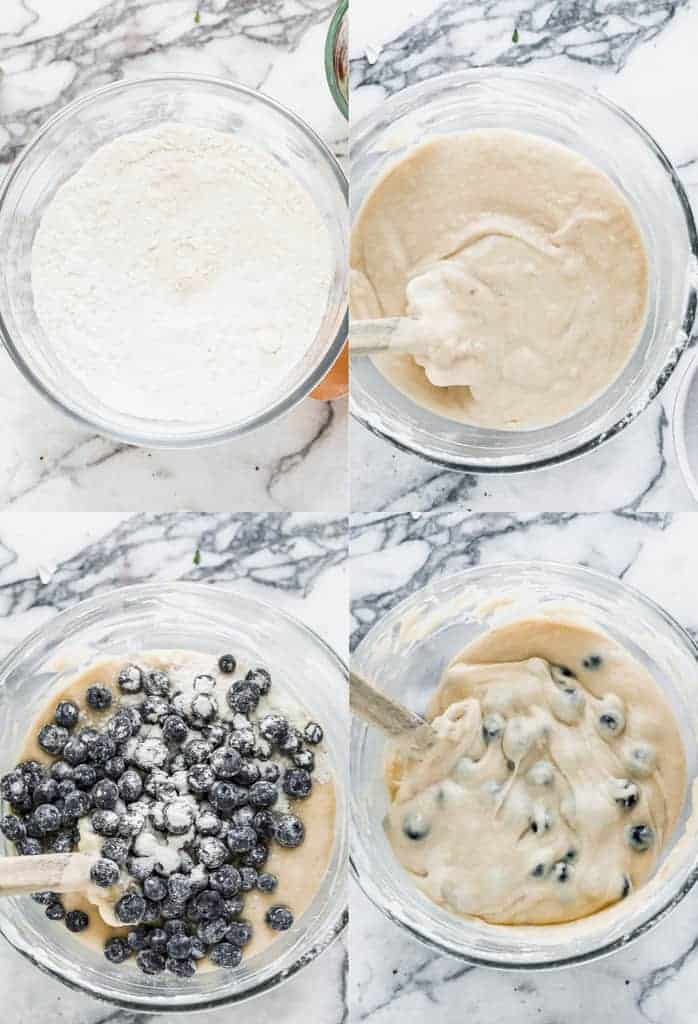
292;749;315;772
203;722;228;749
115;891;146;924
137;949;166;975
166;933;192;960
224;919;252;947
193;673;217;694
104;936;130;963
91;809;121;836
255;738;273;761
0;815;26;842
143;875;167;901
86;685;112;711
46;901;66;921
51;761;74;782
197;916;230;944
196;809;222;836
402;812;430;840
56;779;77;800
278;728;303;756
552;861;571;882
210;865;241;897
65;909;89;932
47;831;77;853
31;890;58;905
167;873;192;902
127;925;152;951
210;749;242;780
303;722;323;745
32;778;58;806
226;825;256;854
482;713;505;743
243;842;268;869
73;764;97;790
106;711;134;744
140;697;171;725
183;739;211;767
167;955;196;977
123;705;143;732
231;806;255;828
119;808;146;838
257;872;278;893
209;941;242;968
190;889;224;922
531;863;547;879
2;772;34;806
101;837;129;865
238;866;258;890
210;781;245;815
265;905;293;931
598;708;625;738
252;810;277;839
118;664;143;694
38;724;69;755
162;715;188;744
628;824;654;852
187;763;215;796
245;667;271;695
246;782;276;810
235;761;261;788
160;896;186;920
611;778;640;811
226;680;260;715
86;734;116;765
282;768;312;800
133;737;168;770
144;670;170;697
583;654;603;670
63;738;88;766
262;763;281;784
197;837;228;870
17;837;42;856
54;701;79;729
117;769;143;804
222;895;244;919
228;729;256;756
275;813;305;848
90;858;120;888
93;779;119;810
551;664;577;683
104;756;127;780
33;804;62;834
218;654;236;674
149;928;168;952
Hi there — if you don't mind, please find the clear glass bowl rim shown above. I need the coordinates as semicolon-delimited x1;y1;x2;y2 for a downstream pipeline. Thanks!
325;0;348;119
350;558;698;970
0;73;349;450
349;68;698;474
0;580;348;1011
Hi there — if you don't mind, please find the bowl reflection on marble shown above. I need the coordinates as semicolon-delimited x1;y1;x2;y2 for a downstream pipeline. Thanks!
0;582;348;1012
350;70;698;472
350;561;698;968
0;74;348;449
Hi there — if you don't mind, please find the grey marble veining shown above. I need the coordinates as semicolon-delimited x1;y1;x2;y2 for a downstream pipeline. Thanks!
0;508;347;1023
349;502;698;1023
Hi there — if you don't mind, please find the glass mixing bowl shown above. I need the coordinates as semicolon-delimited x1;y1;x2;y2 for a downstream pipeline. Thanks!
0;75;348;448
350;70;698;472
325;1;348;119
351;561;698;968
0;583;347;1011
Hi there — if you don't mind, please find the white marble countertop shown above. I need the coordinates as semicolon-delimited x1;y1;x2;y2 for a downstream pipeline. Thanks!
349;0;698;515
0;0;348;527
349;500;698;1023
0;507;348;1023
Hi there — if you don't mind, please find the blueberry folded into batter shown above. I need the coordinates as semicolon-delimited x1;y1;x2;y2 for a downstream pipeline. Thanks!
385;617;685;925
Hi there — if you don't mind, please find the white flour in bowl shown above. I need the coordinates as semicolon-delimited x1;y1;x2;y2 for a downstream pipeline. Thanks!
31;123;333;424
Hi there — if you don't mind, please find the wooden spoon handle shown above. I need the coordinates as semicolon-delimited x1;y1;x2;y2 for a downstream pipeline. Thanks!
350;669;430;736
0;852;93;896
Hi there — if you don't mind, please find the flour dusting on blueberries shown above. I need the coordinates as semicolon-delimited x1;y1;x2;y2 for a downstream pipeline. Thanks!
0;652;328;978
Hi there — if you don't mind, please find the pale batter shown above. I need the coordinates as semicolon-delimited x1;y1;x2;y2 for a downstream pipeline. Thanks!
385;617;685;925
15;651;336;966
351;131;649;429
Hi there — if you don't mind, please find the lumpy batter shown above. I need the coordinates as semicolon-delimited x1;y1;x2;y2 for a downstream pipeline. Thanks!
385;617;685;925
351;131;649;429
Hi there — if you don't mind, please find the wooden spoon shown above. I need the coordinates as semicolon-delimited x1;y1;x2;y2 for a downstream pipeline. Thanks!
349;669;435;746
0;852;98;897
